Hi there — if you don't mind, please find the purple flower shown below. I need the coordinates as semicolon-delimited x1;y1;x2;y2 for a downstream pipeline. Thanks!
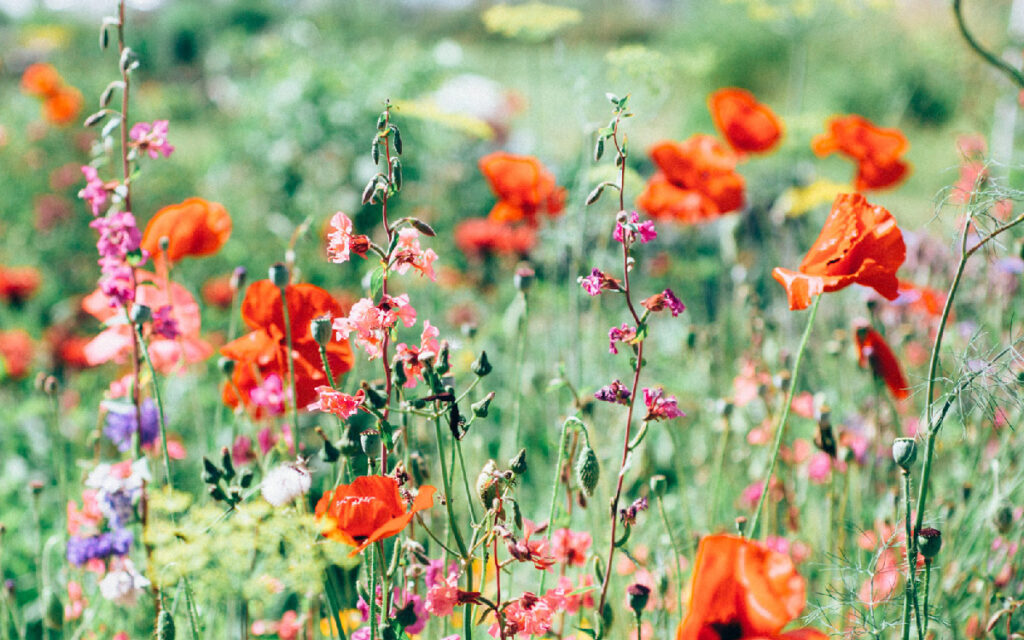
78;166;108;216
594;380;631;405
152;305;181;340
662;289;685;316
614;211;657;245
103;399;160;453
608;323;636;355
66;529;134;566
580;268;603;296
642;387;684;421
130;120;174;158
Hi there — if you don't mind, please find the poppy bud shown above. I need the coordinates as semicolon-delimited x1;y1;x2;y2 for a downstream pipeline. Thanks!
472;392;495;418
43;590;63;630
268;263;289;288
316;427;341;463
158;236;170;253
892;437;917;471
361;383;388;409
649;474;667;498
576;445;600;497
627;583;650;618
310;316;332;348
476;459;500;509
917;527;942;559
513;264;534;292
509;448;528;475
993;502;1013;534
340;423;362;457
156;610;175;640
130;303;152;325
238;468;254;489
219;446;235;480
231;266;247;291
360;430;382;460
471;351;492;377
716;399;733;418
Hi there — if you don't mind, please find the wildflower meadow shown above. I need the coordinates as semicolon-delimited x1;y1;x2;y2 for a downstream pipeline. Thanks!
2;1;1024;638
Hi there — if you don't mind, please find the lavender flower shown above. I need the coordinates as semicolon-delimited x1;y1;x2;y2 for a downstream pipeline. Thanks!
594;380;632;405
103;399;160;453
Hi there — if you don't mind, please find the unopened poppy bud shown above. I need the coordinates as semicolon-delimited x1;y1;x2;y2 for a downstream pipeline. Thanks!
476;459;500;509
316;426;340;462
268;263;289;288
392;359;408;388
892;438;917;471
436;341;451;375
308;316;332;348
217;356;235;377
360;430;382;460
158;236;170;253
994;502;1013;534
576;445;600;497
627;583;650;617
472;392;495;418
917;527;942;559
208;484;228;502
130;303;152;325
155;609;175;640
220;446;235;480
230;266;247;291
649;474;667;498
509;448;528;475
361;383;388;409
513;263;534;291
472;351;492;377
238;468;254;489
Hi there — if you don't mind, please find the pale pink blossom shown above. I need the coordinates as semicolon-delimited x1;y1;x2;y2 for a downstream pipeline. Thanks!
327;211;355;264
332;294;416;360
425;569;460;616
392;228;438;280
307;387;364;419
393;321;441;388
129;120;174;158
551;528;591;566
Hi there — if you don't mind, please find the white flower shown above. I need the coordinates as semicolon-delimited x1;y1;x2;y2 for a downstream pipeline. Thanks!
261;461;311;507
99;559;150;606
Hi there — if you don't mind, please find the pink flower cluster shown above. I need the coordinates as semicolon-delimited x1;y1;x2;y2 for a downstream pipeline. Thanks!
307;386;364;419
642;387;684;421
394;320;440;388
129;120;174;159
89;210;147;307
392;228;438;280
608;323;637;354
78;166;110;215
333;294;416;360
489;587;569;638
614;210;657;245
580;268;622;297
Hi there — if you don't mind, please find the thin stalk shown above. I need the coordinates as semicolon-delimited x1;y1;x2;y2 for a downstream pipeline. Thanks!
511;290;529;452
952;0;1024;89
900;471;923;640
539;417;577;593
368;545;378;640
749;294;821;537
455;439;479;525
431;416;469;557
656;495;685;617
135;325;173;486
708;414;731;524
922;560;932;638
277;284;301;440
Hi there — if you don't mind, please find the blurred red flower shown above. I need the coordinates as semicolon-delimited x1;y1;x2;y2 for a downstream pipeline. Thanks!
636;136;745;223
854;322;910;400
42;88;83;126
21;63;62;97
812;115;910;191
479;152;565;227
453;217;536;257
220;280;353;414
772;193;905;310
0;330;34;379
709;88;784;155
142;198;232;264
677;534;826;640
0;266;42;304
315;475;435;556
201;275;235;309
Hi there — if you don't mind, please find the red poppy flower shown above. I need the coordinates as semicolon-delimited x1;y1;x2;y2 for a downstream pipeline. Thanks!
220;280;353;414
42;87;83;126
201;275;235;309
772;193;905;310
21;63;62;98
709;88;784;155
812;115;911;191
479;152;566;227
677;534;826;640
0;266;42;304
453;217;537;257
894;279;945;318
636;135;746;223
141;198;232;264
315;475;435;556
0;330;34;379
854;322;910;400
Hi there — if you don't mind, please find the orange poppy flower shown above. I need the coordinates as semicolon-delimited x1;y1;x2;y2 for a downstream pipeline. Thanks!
21;63;62;98
812;115;911;191
220;280;353;414
315;475;435;556
479;152;566;227
636;135;746;223
709;88;784;155
42;87;83;126
677;534;826;640
0;330;34;379
142;198;232;263
772;193;905;310
201;275;235;309
453;217;536;257
854;322;910;400
894;279;945;318
0;266;42;304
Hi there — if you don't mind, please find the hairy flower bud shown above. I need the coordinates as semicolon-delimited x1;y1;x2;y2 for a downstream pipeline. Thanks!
472;392;495;418
472;351;492;377
627;583;650;617
509;448;528;475
916;527;942;559
360;430;382;460
576;445;600;497
892;437;917;472
476;459;500;509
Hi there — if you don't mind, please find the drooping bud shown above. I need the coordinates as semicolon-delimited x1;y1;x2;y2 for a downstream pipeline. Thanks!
576;445;600;497
361;383;388;409
471;351;492;377
509;448;528;475
649;474;667;498
472;392;495;418
129;303;152;325
892;438;917;472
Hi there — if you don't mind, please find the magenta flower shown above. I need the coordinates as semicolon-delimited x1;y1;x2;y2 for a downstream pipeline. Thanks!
249;374;287;416
594;379;631;405
90;211;143;261
129;120;174;158
641;387;684;421
151;305;181;340
608;323;637;355
579;268;622;297
307;386;365;419
78;166;109;216
613;211;657;245
641;288;686;317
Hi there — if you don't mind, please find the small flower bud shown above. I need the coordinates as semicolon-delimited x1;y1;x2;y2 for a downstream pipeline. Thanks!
268;263;289;288
993;502;1013;534
436;341;451;375
513;263;535;292
361;383;388;409
649;474;667;498
509;448;528;475
208;484;228;502
158;236;170;253
393;599;418;629
130;303;152;325
892;438;917;471
220;446;235;480
471;351;492;377
202;456;221;480
476;459;500;509
392;358;408;388
916;527;942;559
472;392;495;418
340;423;362;457
231;266;247;291
310;316;332;348
627;583;650;618
217;356;236;377
238;468;254;489
155;609;175;640
734;516;747;536
360;430;382;460
576;445;600;497
316;426;340;462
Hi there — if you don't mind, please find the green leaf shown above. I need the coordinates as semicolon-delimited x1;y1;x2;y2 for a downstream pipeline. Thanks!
369;267;384;299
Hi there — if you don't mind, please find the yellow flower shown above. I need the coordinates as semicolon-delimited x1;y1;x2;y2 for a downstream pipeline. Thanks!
481;3;581;41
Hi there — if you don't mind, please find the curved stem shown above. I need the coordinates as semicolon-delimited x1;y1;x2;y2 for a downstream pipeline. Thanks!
749;294;821;537
538;417;578;593
135;325;173;487
656;495;685;618
432;416;469;557
952;0;1024;89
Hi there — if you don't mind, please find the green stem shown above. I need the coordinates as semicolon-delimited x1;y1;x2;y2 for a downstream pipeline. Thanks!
900;471;922;640
277;284;301;439
368;545;378;640
432;416;469;557
709;414;731;525
511;291;528;453
134;325;173;486
455;439;479;525
539;416;579;593
656;495;685;618
952;0;1024;89
922;560;932;638
749;294;821;537
319;345;338;390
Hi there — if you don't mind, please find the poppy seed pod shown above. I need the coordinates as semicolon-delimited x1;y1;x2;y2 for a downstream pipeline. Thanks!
627;583;650;617
576;445;600;497
268;263;289;288
129;303;152;325
892;437;917;471
916;527;942;559
310;316;332;348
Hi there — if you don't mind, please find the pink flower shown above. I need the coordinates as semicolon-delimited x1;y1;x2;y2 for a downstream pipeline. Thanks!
307;386;364;419
333;294;416;360
489;589;568;638
151;304;181;339
393;321;441;388
641;387;684;421
551;528;592;566
90;210;143;261
392;228;438;280
740;481;764;509
614;211;657;245
277;610;301;640
608;323;637;355
579;268;622;297
425;569;460;616
64;580;86;621
594;379;631;405
129;120;174;158
641;288;685;316
558;575;595;614
250;374;287;416
807;451;834;484
327;211;355;263
78;165;108;216
67;490;103;536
